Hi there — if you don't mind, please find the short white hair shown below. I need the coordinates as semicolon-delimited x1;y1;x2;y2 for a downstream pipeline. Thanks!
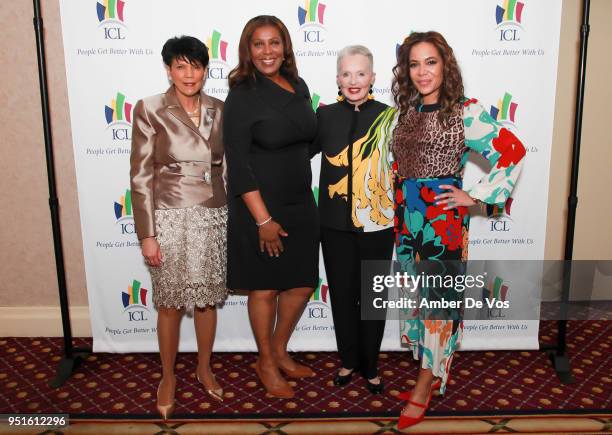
336;45;374;74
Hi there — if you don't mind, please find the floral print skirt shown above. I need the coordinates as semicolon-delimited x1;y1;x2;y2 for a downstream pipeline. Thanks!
394;174;469;394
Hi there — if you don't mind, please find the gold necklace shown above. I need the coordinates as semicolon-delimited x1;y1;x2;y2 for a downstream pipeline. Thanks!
185;95;201;117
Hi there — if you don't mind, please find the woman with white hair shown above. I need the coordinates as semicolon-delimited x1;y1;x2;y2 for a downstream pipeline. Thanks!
311;45;396;394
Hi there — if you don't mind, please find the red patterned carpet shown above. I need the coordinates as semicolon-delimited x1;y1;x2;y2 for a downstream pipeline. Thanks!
0;321;610;421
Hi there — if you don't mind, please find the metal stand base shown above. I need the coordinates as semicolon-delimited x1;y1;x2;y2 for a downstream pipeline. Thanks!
547;351;575;384
48;347;91;388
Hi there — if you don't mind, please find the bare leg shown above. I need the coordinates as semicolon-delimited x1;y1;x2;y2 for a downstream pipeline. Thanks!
157;306;184;405
401;367;435;418
272;286;314;370
194;305;220;391
248;290;290;390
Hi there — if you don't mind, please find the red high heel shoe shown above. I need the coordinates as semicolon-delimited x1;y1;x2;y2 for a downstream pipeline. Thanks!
398;375;449;400
432;373;451;391
397;390;432;430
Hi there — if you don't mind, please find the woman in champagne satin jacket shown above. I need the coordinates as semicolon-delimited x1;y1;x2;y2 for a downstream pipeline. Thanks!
131;85;227;239
130;36;228;420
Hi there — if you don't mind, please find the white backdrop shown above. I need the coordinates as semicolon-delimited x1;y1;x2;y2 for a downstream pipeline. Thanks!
59;0;562;352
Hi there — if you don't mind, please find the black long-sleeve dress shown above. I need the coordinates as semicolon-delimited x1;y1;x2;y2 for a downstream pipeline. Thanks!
223;71;319;290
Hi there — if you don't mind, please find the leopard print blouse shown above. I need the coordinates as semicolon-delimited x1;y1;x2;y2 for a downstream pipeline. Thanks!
392;103;466;179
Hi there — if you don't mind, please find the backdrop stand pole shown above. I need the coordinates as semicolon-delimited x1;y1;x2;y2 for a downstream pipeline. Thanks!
33;0;91;388
542;0;590;384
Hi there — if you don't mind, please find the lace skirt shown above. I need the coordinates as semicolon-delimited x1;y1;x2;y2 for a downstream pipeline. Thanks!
149;204;228;310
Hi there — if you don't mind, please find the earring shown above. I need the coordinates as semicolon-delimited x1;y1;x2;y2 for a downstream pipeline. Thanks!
336;87;345;102
367;84;374;100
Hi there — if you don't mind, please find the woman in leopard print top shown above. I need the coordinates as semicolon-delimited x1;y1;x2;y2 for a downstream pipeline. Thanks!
391;31;526;429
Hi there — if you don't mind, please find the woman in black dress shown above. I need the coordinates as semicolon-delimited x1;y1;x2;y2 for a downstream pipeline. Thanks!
224;15;318;399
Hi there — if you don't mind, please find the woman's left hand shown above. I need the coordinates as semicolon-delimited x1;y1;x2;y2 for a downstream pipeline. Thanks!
435;185;476;210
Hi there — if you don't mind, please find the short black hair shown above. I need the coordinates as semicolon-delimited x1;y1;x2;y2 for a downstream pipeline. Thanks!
161;36;209;68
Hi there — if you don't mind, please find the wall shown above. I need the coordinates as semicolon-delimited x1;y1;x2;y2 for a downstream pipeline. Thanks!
571;0;612;260
0;0;87;334
0;0;609;336
544;0;612;261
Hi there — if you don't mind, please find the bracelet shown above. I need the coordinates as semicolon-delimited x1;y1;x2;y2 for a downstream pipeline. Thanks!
256;216;272;227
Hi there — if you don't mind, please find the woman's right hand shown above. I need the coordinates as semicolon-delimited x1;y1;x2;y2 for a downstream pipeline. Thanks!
141;237;163;267
258;220;288;257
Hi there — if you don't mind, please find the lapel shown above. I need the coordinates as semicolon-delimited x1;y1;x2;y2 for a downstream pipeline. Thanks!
164;86;215;141
253;70;295;110
198;94;216;141
252;71;310;134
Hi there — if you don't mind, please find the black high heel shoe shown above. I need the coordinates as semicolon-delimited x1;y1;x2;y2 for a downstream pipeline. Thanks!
333;368;354;386
366;377;385;394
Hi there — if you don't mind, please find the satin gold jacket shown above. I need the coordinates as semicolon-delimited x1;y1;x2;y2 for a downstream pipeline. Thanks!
130;86;226;240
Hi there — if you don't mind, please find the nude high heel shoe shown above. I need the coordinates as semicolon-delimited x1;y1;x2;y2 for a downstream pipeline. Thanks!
156;383;175;420
196;371;224;402
277;361;315;379
254;360;295;399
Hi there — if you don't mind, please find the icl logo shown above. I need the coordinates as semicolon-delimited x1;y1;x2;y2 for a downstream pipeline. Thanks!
104;26;125;41
490;92;519;128
298;0;327;43
487;198;513;232
483;276;510;318
111;130;130;141
490;220;510;232
495;0;525;41
97;0;127;40
207;68;228;80
303;30;324;43
105;91;133;141
206;30;229;80
122;279;150;322
500;28;520;42
308;277;329;318
114;189;135;235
